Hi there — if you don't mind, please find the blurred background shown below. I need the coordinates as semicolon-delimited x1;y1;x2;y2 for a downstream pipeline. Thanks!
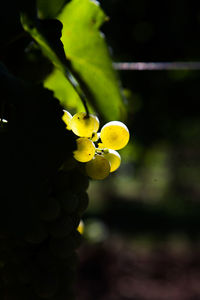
77;1;200;299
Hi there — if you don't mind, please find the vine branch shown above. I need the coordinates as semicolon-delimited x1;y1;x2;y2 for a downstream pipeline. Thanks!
113;61;200;71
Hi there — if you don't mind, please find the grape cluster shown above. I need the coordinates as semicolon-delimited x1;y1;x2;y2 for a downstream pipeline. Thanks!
62;111;130;180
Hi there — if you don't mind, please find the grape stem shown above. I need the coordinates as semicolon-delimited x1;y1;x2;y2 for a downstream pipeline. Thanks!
96;150;103;155
64;68;89;116
96;149;109;153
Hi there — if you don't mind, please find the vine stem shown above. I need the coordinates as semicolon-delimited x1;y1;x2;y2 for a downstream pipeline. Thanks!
64;69;89;116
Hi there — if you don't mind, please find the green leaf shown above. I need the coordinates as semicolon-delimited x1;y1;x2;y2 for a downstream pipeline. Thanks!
21;15;67;72
21;15;91;114
57;0;126;121
44;68;84;112
21;0;126;121
37;0;68;18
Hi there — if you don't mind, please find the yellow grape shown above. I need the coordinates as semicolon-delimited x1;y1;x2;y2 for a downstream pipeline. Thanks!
100;121;130;150
91;132;100;142
62;110;72;130
73;138;95;162
77;220;84;234
70;112;99;137
103;149;121;172
85;154;110;180
97;142;103;149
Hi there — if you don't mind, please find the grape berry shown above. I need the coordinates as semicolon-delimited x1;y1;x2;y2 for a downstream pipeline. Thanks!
70;112;99;138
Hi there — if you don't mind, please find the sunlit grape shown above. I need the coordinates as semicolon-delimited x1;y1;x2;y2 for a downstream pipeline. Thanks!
73;137;95;162
62;110;72;130
97;142;104;149
77;220;84;234
85;154;110;180
103;149;121;172
70;112;99;137
100;121;129;150
91;132;100;142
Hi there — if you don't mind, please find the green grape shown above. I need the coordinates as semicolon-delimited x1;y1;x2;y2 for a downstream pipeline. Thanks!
61;110;72;130
77;220;84;234
73;138;95;162
37;197;60;221
85;154;110;180
76;191;89;214
103;149;121;172
54;170;89;193
48;216;74;238
69;170;89;191
100;121;130;150
32;270;58;298
70;112;99;137
60;157;78;171
50;231;82;259
35;248;57;270
25;222;48;244
59;190;79;214
70;214;81;231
